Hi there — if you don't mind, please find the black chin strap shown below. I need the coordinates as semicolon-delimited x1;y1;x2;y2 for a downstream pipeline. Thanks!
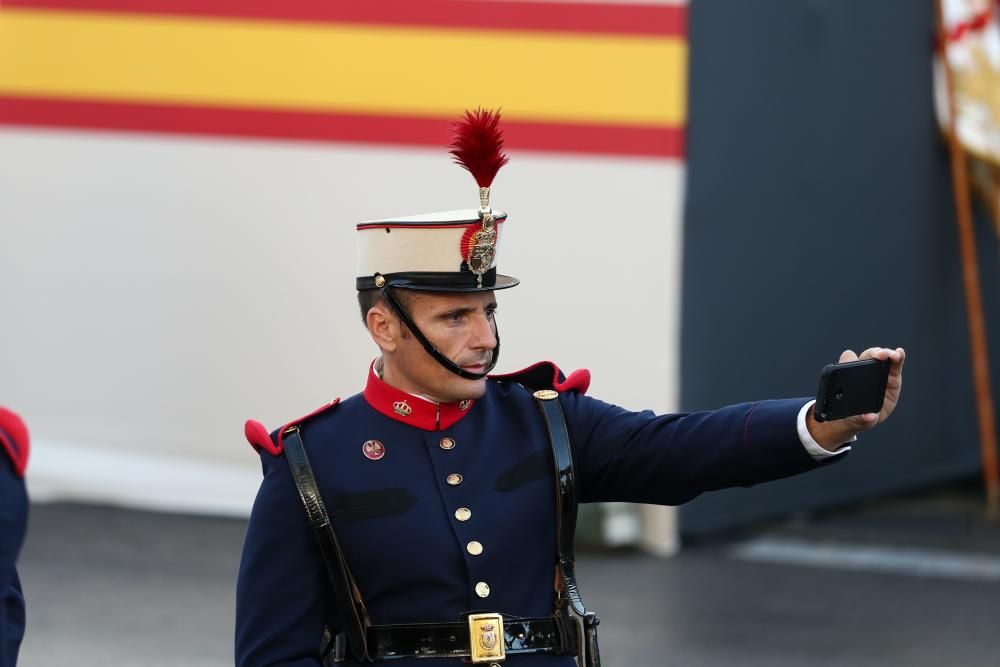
380;287;500;380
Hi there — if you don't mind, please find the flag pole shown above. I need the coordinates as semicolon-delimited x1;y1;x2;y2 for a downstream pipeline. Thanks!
935;0;1000;517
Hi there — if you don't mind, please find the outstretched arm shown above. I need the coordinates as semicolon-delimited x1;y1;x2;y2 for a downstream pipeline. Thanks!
564;393;828;506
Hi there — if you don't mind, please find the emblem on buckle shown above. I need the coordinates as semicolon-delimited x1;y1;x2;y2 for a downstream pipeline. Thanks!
468;613;505;663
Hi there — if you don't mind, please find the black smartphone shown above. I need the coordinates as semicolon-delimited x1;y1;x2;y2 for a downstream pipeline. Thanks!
814;358;890;422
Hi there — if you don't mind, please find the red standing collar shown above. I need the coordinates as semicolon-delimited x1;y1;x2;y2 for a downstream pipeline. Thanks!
363;360;475;431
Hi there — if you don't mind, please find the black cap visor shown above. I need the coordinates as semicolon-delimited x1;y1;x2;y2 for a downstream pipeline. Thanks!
357;270;519;292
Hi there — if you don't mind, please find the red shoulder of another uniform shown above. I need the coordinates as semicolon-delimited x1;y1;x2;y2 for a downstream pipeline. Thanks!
244;398;341;457
489;361;591;396
0;407;30;477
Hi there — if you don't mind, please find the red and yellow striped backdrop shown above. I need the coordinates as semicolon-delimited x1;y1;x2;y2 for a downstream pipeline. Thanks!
0;1;687;157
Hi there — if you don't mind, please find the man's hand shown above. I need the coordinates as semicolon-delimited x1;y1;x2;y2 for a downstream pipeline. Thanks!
807;347;906;451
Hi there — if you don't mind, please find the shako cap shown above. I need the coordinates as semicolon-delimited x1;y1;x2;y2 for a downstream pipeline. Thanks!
356;109;518;292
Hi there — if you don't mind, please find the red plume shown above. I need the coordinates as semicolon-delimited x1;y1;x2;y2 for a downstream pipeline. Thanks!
449;108;510;188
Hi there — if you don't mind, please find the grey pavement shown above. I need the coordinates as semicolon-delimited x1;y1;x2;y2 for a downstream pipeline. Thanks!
15;480;1000;666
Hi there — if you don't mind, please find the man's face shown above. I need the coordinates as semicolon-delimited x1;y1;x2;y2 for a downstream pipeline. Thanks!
378;290;498;403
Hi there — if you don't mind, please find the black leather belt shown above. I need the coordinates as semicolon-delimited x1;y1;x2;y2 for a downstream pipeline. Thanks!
368;616;571;661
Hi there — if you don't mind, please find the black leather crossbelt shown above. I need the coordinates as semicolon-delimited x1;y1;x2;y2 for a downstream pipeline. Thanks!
369;616;571;661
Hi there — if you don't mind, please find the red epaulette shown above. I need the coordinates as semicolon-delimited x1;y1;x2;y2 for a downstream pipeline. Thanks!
244;398;341;457
0;407;30;477
489;361;591;396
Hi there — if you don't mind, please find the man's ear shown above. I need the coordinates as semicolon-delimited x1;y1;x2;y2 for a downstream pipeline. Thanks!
366;303;398;352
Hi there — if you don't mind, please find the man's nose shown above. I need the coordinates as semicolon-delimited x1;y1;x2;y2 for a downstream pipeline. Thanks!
470;313;498;350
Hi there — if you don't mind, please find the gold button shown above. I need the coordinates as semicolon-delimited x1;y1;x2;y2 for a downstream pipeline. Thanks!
475;581;490;598
439;437;456;450
455;507;472;522
533;389;559;401
446;474;463;486
374;274;386;288
467;541;483;556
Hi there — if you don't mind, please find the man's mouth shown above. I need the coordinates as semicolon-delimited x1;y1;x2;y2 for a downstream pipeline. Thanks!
460;361;490;374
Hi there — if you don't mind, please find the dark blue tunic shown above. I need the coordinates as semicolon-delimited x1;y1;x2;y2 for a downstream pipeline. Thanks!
236;366;832;666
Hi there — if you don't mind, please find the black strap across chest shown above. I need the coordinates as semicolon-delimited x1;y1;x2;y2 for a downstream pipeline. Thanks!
283;427;371;662
535;395;602;667
281;390;599;665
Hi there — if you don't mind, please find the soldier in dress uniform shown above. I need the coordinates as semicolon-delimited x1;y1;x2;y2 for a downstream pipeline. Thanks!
235;110;905;667
0;408;29;667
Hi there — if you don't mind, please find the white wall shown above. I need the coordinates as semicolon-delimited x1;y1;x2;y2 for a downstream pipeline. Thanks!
0;128;683;530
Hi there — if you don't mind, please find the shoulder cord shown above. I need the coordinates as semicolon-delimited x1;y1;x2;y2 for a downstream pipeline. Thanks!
282;426;371;663
535;395;602;667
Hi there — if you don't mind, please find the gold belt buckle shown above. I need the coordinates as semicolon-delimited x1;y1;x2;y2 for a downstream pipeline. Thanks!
467;612;505;663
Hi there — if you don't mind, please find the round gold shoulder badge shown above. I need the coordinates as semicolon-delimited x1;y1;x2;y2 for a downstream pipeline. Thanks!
362;440;386;460
533;389;559;401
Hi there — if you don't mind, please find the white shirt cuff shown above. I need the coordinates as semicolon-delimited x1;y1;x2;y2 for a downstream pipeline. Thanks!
797;400;854;461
